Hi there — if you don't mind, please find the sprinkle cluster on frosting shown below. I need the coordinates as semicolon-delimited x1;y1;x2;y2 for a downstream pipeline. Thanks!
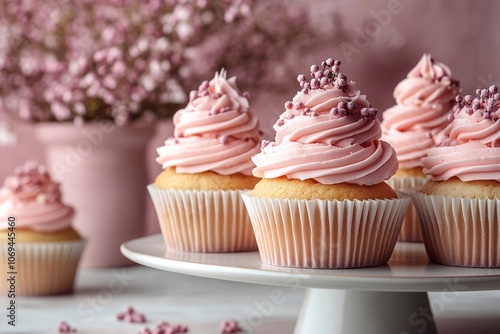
297;58;345;93
453;85;500;123
252;58;398;186
283;58;378;120
442;84;500;148
0;161;75;232
155;70;261;176
0;161;61;204
422;85;500;182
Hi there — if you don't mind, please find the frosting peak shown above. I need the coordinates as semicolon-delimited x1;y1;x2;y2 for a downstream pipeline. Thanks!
0;161;74;232
252;58;398;185
156;70;261;175
381;54;460;169
407;54;454;84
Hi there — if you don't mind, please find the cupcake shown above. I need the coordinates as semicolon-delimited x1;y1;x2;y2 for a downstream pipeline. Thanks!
0;161;85;296
381;54;460;241
412;85;500;268
243;58;410;269
149;70;261;252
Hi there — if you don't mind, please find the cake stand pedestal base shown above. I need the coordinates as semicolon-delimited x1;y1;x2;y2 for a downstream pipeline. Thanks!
294;289;438;334
121;235;500;334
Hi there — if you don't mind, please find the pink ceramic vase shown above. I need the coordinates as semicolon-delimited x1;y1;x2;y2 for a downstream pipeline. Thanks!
35;121;155;267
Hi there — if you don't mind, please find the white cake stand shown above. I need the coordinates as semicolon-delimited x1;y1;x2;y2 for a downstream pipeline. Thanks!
121;235;500;334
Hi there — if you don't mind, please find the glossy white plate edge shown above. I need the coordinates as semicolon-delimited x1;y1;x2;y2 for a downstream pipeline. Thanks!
121;234;500;292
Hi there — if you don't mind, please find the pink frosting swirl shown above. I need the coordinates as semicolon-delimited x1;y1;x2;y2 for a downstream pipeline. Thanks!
423;142;500;182
424;85;500;181
156;70;260;175
253;140;397;185
252;61;398;186
382;54;459;169
0;162;74;232
274;84;380;146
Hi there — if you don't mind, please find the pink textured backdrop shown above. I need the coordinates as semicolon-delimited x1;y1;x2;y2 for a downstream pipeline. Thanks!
1;0;499;234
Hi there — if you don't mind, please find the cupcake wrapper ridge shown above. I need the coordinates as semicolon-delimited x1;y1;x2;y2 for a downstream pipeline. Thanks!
0;239;85;296
148;185;257;253
412;192;500;268
387;176;429;242
242;192;410;269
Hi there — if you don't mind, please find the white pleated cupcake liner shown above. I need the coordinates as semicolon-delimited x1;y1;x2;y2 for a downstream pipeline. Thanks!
387;176;430;242
412;192;500;268
148;185;257;253
241;192;411;269
0;240;85;296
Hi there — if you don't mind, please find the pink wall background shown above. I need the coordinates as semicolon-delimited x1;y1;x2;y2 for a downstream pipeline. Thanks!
1;0;499;234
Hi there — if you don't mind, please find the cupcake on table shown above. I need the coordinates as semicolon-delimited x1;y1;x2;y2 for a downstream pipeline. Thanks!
381;54;460;242
150;69;261;253
0;161;85;296
413;85;500;268
243;58;410;269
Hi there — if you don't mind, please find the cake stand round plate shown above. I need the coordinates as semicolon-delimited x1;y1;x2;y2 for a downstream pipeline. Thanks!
121;234;500;334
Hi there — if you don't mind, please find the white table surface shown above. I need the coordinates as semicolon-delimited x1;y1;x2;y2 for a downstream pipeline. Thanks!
1;265;500;333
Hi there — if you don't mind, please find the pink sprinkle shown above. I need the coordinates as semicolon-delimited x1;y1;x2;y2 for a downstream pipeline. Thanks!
131;313;146;323
219;320;244;334
219;135;229;144
167;325;189;334
168;137;179;145
310;64;319;73
117;306;147;323
158;322;170;330
139;322;189;334
294;101;304;109
58;321;77;333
